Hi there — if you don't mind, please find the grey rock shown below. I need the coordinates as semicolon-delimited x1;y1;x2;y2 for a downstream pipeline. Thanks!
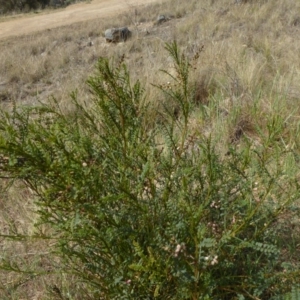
105;27;132;43
155;15;169;25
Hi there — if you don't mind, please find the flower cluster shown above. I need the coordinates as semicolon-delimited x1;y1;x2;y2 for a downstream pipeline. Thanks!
174;243;186;258
204;255;218;266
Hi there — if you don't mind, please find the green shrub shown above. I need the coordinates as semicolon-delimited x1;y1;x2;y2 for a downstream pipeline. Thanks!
0;42;299;299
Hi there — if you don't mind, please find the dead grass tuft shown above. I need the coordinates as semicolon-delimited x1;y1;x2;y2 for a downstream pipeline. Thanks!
230;115;255;144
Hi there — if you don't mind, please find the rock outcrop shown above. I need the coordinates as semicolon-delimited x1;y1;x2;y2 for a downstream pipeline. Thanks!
105;27;132;43
154;15;170;25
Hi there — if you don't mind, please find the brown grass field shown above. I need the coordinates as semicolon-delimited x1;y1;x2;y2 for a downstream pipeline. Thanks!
0;0;300;298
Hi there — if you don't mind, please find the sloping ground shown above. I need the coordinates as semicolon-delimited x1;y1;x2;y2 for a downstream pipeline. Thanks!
0;0;162;40
0;0;300;298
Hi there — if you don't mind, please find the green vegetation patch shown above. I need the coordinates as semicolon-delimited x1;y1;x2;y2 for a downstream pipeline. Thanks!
0;42;299;299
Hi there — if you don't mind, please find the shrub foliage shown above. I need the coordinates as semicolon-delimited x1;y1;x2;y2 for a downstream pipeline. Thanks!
0;42;299;299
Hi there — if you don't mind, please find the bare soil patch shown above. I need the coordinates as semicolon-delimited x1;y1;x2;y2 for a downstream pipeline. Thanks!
0;0;162;40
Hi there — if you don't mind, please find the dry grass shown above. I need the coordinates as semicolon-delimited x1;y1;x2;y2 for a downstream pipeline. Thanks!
1;0;300;298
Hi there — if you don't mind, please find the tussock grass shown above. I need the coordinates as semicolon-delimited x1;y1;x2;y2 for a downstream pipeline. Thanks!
0;0;300;298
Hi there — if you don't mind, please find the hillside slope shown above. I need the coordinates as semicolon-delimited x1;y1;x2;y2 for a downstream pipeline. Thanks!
0;0;300;298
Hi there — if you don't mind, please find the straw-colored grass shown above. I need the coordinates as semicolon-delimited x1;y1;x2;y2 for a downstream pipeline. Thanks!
0;0;300;298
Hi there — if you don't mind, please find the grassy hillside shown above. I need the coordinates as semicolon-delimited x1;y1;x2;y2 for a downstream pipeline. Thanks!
0;0;300;298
